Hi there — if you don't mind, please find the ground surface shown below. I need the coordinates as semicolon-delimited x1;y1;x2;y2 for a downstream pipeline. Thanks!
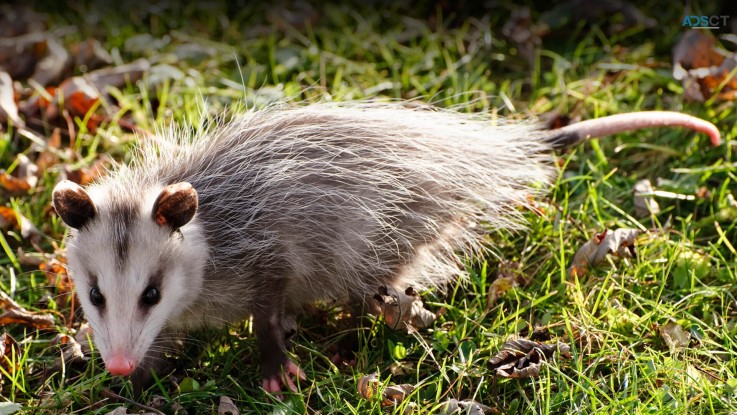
1;2;736;414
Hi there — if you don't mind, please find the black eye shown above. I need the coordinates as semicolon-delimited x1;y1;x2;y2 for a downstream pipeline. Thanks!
89;287;105;307
141;286;160;306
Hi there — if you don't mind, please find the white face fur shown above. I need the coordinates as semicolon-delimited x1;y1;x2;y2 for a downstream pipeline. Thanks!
56;181;208;372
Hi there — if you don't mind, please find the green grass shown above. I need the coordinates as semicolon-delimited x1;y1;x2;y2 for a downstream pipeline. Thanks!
1;2;736;414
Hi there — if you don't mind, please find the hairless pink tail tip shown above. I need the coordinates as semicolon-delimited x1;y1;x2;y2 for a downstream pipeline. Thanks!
562;111;721;146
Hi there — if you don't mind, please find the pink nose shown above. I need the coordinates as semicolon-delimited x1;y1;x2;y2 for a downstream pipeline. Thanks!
105;353;136;376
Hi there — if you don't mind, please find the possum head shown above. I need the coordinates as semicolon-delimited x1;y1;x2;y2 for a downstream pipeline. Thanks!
53;180;207;376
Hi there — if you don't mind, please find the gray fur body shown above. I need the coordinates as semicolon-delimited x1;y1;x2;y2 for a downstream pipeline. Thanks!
101;103;550;323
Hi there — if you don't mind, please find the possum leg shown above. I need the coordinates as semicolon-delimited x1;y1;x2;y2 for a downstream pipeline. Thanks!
253;302;306;396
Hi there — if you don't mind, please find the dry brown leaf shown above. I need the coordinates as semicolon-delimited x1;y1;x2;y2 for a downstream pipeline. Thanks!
388;360;414;376
380;383;415;406
660;321;690;351
34;128;62;172
356;373;415;407
17;248;46;266
17;85;55;117
568;228;641;277
438;399;494;415
71;39;113;71
489;338;570;379
357;372;380;400
0;71;23;127
0;333;20;376
17;211;42;247
0;172;31;194
75;323;93;355
217;396;239;415
486;261;526;310
373;286;435;332
63;157;110;186
0;206;17;230
45;76;100;120
673;31;737;101
0;290;54;329
0;32;49;79
39;254;74;307
16;154;39;189
0;201;41;249
30;36;71;86
51;332;85;366
86;58;150;92
633;179;660;217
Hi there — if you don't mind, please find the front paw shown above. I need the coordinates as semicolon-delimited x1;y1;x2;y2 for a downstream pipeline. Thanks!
262;358;306;398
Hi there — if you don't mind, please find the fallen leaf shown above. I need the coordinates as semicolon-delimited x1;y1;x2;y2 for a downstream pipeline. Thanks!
0;71;23;127
633;179;661;217
489;337;570;379
0;172;31;194
673;31;737;101
356;373;415;407
17;211;42;247
75;323;93;355
373;286;435;331
437;399;494;415
63;157;110;186
15;154;39;189
568;228;641;277
29;36;72;86
39;254;73;302
0;207;17;230
0;333;20;377
0;32;49;79
85;58;150;92
0;290;54;329
218;396;239;415
0;402;22;415
71;39;113;71
51;332;85;366
660;321;690;351
388;360;414;376
45;76;100;120
357;372;380;400
380;383;414;406
486;277;517;307
33;127;62;172
486;261;525;310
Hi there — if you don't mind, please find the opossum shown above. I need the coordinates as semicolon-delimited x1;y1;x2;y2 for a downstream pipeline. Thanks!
51;102;720;395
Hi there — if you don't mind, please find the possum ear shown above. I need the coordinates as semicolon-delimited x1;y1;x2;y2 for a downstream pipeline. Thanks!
52;180;97;229
152;182;198;230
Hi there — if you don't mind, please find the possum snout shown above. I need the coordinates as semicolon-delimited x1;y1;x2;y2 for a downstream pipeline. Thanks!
106;352;137;376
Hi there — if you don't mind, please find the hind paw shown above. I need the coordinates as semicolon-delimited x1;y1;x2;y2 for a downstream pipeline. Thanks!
262;359;306;399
